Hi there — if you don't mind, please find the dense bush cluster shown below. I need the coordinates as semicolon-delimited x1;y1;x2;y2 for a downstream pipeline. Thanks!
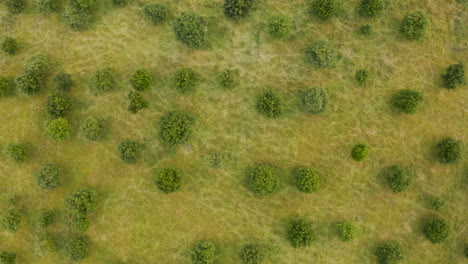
35;164;61;190
359;24;373;36
239;244;263;264
224;0;255;20
351;143;369;161
423;218;450;243
337;222;357;242
374;241;403;264
130;69;152;91
0;77;11;97
54;72;73;92
436;137;461;164
295;167;321;193
1;37;18;55
159;111;194;145
305;40;337;68
118;140;141;163
400;11;428;40
2;207;22;232
268;15;290;39
256;90;283;118
174;13;207;49
81;117;104;141
128;91;148;114
359;0;384;18
66;189;98;215
392;89;423;114
72;215;90;233
191;241;216;264
310;0;337;20
0;251;16;264
64;0;96;30
16;54;49;95
38;211;54;228
355;69;369;85
4;143;28;162
247;165;279;196
38;0;59;13
301;87;328;114
90;68;115;94
46;92;71;118
5;0;27;14
386;165;415;193
218;69;235;89
143;4;168;25
46;118;72;141
287;219;314;247
65;237;89;261
442;63;465;89
155;168;181;193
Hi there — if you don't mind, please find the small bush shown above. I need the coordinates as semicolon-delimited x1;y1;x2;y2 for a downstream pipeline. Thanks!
118;140;141;163
269;15;290;38
66;189;98;215
355;69;369;85
90;68;115;94
400;11;428;40
16;55;49;95
174;13;207;49
46;92;71;118
351;143;369;161
75;0;96;8
337;222;357;242
130;69;152;91
0;251;16;264
442;63;465;89
36;164;61;190
305;40;337;68
295;167;321;193
386;165;415;193
374;242;403;264
63;2;94;30
247;165;279;196
359;24;373;36
155;168;181;194
65;237;89;261
16;73;43;95
392;89;423;114
4;143;28;162
191;241;216;264
436;137;462;164
159;111;194;145
54;73;73;92
128;91;148;114
423;218;450;243
359;0;384;18
174;68;198;93
38;211;54;228
5;0;27;14
1;37;18;55
218;69;235;89
430;197;445;211
46;118;72;141
72;215;90;233
287;219;314;247
112;0;127;7
310;0;337;20
2;207;22;232
143;3;168;25
301;87;328;114
81;117;104;141
239;244;263;264
256;90;283;118
0;77;11;97
38;0;59;13
224;0;255;20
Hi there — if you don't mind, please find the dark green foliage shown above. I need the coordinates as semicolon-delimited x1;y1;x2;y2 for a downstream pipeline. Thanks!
36;164;61;190
118;140;141;163
81;117;104;141
174;68;198;93
72;215;90;233
268;15;290;38
392;89;423;114
65;237;89;261
23;54;49;81
191;241;216;264
0;251;16;264
112;0;127;7
54;73;73;92
287;219;315;247
310;0;337;20
374;242;403;264
15;74;42;95
224;0;254;20
305;40;337;68
159;111;194;145
155;168;181;193
386;165;415;193
46;92;71;118
423;218;450;243
46;118;72;141
239;244;263;264
218;69;235;89
359;24;373;36
337;222;357;242
436;137;461;164
256;90;283;118
1;37;18;55
127;91;148;114
400;11;428;40
301;87;328;114
130;69;152;91
16;54;49;95
355;69;369;85
66;189;98;215
143;3;168;25
4;143;28;162
295;167;321;193
465;246;468;258
38;211;54;228
351;143;369;161
90;68;115;94
0;77;11;97
442;63;465;89
64;1;94;31
173;13;207;49
2;207;22;232
359;0;384;18
5;0;27;14
247;165;279;196
38;0;59;13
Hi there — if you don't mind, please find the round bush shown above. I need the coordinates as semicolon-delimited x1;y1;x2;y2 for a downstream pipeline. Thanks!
54;72;73;92
386;165;415;193
436;137;461;164
423;218;450;243
239;244;263;264
89;68;115;94
66;189;98;215
256;90;283;118
430;197;445;211
355;69;369;85
305;40;337;68
46;92;71;118
400;11;428;40
442;62;465;90
5;0;26;14
38;211;54;228
112;0;127;7
295;167;321;193
191;241;216;264
351;143;369;161
16;54;49;95
36;164;61;190
359;24;373;36
72;215;90;233
159;111;194;145
337;222;357;242
38;0;59;13
81;117;104;141
128;91;148;114
218;69;235;89
301;87;328;114
392;89;423;114
155;168;181;193
287;219;314;247
64;3;93;31
224;0;255;20
2;37;18;55
359;0;384;18
4;143;28;162
118;140;141;163
0;251;16;264
310;0;337;20
174;13;207;49
0;77;11;97
130;69;152;91
374;242;403;264
2;207;22;232
247;165;279;196
65;237;89;261
143;3;168;25
174;68;198;93
269;15;290;38
46;118;72;141
16;73;43;95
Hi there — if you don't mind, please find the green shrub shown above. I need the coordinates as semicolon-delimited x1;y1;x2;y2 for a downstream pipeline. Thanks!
5;0;27;14
392;89;423;114
155;168;181;193
269;15;290;38
143;3;168;25
72;215;90;233
430;197;445;211
386;165;415;193
2;207;22;232
218;69;235;89
130;69;152;91
256;90;283;118
247;165;279;196
54;72;73;92
337;222;357;242
305;40;337;68
0;251;16;264
81;117;104;141
66;189;97;215
355;69;369;85
38;211;54;228
436;137;461;164
224;0;254;20
46;92;71;118
38;0;59;13
359;24;373;36
351;143;369;161
295;167;321;193
46;118;72;141
4;143;28;162
374;242;403;264
301;87;328;114
310;0;337;20
423;218;450;243
112;0;127;7
465;246;468;258
174;68;198;93
63;2;94;30
90;68;115;94
442;63;465;89
287;219;314;247
75;0;96;8
118;140;141;163
400;11;428;40
36;164;61;190
191;241;216;264
0;77;11;97
359;0;384;18
1;37;18;55
239;244;263;264
174;13;207;49
16;55;49;95
159;111;194;145
65;237;89;261
15;73;43;95
128;91;148;114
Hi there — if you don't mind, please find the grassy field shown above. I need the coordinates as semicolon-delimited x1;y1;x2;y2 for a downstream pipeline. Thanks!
0;0;467;263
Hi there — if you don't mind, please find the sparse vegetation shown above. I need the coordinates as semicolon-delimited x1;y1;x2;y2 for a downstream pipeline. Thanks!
386;165;415;193
72;215;90;233
81;117;104;141
247;165;279;196
359;24;373;36
287;219;314;247
38;211;54;228
301;87;328;114
436;137;462;164
218;69;236;89
38;0;59;13
305;40;337;68
0;251;16;264
355;69;369;85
